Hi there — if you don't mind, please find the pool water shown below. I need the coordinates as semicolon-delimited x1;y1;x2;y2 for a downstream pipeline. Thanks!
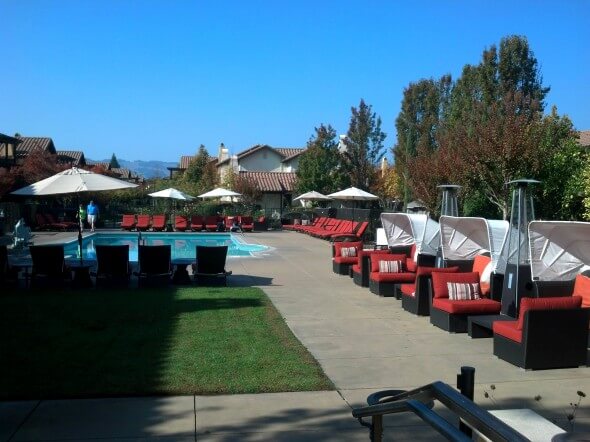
63;232;269;262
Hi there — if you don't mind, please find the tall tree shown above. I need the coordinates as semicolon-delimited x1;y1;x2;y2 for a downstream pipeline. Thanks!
109;153;120;169
394;76;452;204
295;124;343;194
183;145;210;193
342;99;386;190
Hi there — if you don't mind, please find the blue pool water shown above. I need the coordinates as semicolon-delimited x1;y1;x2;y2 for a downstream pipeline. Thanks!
63;232;269;262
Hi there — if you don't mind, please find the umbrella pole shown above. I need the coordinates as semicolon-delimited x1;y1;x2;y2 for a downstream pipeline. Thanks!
77;195;83;265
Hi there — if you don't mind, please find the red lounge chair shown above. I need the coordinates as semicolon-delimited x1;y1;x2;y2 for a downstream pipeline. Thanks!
331;221;370;242
315;220;352;239
400;266;460;316
296;216;326;233
190;215;204;231
205;216;220;231
175;215;188;231
240;216;253;232
368;253;416;297
430;270;501;333
35;213;68;231
136;214;150;231
152;214;166;231
121;214;136;231
332;241;363;275
45;213;78;230
352;248;391;287
493;296;588;369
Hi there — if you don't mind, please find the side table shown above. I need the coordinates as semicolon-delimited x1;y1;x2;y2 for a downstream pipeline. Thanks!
70;262;94;288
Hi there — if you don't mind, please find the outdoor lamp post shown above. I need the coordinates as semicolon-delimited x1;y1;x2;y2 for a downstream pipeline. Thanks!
501;179;540;317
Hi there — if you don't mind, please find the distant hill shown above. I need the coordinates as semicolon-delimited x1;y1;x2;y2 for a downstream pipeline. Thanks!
93;159;177;179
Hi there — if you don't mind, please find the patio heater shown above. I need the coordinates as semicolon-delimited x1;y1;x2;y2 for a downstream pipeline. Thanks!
501;179;540;317
436;185;461;267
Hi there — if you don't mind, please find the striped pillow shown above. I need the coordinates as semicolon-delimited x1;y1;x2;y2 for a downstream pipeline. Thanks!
341;247;357;258
379;260;404;273
447;282;481;300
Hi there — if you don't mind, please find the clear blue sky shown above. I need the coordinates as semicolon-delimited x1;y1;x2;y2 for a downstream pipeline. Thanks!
1;1;589;163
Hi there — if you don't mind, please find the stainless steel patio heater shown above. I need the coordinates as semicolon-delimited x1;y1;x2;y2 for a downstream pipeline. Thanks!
501;179;540;317
436;185;461;267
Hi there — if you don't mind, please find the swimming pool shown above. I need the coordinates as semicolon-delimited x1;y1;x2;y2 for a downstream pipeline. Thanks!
63;232;269;262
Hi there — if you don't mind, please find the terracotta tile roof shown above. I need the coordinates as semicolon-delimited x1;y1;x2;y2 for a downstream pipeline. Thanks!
578;130;590;147
110;167;132;179
173;155;218;170
15;137;56;157
276;148;305;162
56;150;85;166
240;171;297;192
87;161;111;170
0;133;20;144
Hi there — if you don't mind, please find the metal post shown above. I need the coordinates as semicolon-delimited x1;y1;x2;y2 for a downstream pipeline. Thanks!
371;414;383;442
457;366;475;437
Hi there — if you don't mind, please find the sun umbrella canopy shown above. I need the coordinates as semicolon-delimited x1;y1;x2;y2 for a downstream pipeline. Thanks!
529;221;590;282
380;212;440;256
327;186;378;201
198;187;241;199
148;188;195;200
293;191;332;202
11;167;138;196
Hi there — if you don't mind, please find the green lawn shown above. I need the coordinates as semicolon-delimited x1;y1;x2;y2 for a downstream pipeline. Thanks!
0;287;333;399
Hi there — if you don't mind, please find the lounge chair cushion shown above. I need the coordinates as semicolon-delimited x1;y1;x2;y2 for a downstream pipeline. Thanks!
492;320;522;343
516;296;582;330
352;264;360;274
447;282;481;300
379;260;404;273
406;257;417;273
472;255;492;296
371;254;407;272
334;256;358;265
432;272;480;299
400;283;415;297
432;298;501;314
573;274;590;307
370;272;415;283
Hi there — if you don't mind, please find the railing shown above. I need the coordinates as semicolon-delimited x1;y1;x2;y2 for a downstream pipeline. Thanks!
352;367;528;442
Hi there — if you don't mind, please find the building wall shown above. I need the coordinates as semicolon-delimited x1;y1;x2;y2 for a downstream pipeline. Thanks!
239;149;283;172
282;156;300;172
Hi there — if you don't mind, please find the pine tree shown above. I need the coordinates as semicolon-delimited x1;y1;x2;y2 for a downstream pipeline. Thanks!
341;99;386;190
109;153;120;169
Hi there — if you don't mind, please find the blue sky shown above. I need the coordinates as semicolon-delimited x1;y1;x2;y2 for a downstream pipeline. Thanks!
1;1;589;163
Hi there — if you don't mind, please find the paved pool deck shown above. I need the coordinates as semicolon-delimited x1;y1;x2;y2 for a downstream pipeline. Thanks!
2;229;589;441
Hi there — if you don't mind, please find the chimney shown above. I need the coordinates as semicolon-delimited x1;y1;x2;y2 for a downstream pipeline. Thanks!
338;135;347;154
218;143;229;163
381;157;388;177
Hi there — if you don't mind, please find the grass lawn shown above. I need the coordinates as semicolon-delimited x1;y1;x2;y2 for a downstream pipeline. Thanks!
0;287;333;399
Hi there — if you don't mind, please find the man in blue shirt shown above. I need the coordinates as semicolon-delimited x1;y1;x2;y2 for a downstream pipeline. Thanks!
87;200;99;232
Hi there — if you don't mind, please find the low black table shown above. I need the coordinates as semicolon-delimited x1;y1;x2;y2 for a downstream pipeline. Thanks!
69;262;94;288
172;259;193;285
468;315;516;338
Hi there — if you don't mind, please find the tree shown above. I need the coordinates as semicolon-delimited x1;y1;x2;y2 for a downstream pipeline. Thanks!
183;145;211;194
109;153;121;169
341;99;386;190
394;76;452;204
295;124;343;194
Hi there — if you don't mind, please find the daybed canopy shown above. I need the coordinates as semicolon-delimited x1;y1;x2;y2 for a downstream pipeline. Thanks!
528;221;590;282
380;213;440;256
439;216;509;272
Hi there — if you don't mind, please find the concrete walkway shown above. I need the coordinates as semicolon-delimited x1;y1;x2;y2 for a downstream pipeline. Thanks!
2;230;590;440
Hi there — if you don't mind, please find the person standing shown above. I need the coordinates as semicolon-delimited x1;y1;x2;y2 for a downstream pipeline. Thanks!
87;200;99;232
77;203;87;232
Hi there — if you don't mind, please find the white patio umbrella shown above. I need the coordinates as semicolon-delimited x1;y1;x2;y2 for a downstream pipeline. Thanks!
293;190;332;208
328;186;378;232
148;188;195;201
11;167;138;264
198;187;242;199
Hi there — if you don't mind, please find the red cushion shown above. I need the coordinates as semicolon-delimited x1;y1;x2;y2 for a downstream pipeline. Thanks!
493;320;522;343
416;266;460;277
334;241;362;258
406;257;417;272
370;272;416;283
352;264;360;274
431;272;480;299
400;283;415;297
517;296;582;330
334;256;357;265
371;254;407;272
432;298;501;314
573;274;590;308
472;255;492;295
